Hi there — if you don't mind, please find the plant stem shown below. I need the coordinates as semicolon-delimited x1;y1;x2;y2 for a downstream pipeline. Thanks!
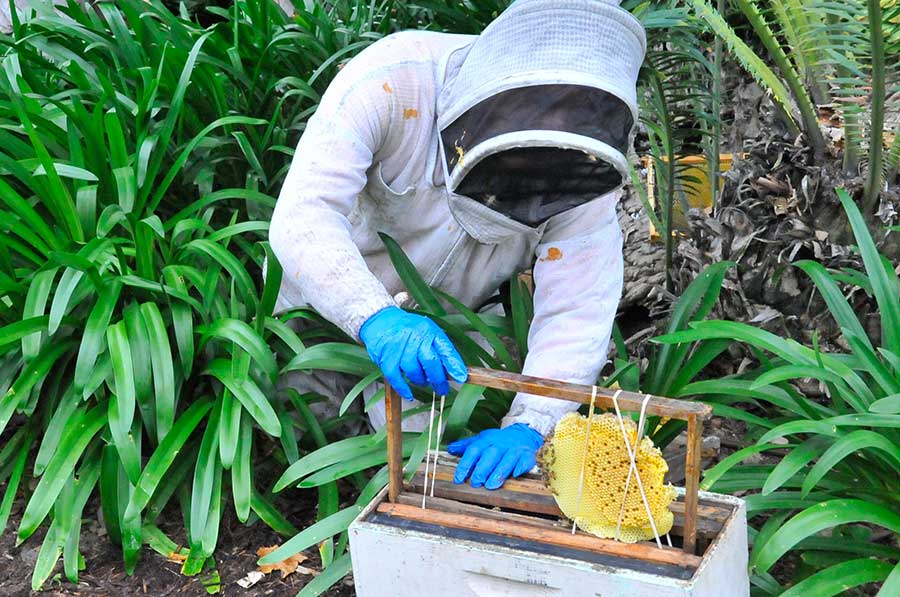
648;72;678;293
733;0;826;159
665;148;676;293
825;12;862;175
863;0;885;217
710;0;724;213
629;161;665;234
842;110;863;177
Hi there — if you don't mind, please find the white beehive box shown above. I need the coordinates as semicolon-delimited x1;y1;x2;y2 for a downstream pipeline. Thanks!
349;368;750;597
350;485;748;597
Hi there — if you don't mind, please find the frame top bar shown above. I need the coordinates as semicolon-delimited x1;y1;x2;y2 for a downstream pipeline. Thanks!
466;367;712;421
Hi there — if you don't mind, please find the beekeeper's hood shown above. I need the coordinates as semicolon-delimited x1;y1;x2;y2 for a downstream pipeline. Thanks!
437;0;646;228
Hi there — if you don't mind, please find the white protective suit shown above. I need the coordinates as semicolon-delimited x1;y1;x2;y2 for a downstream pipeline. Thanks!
269;0;646;436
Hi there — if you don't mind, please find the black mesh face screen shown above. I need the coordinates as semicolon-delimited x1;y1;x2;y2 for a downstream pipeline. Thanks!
441;84;632;226
454;147;622;226
442;85;633;169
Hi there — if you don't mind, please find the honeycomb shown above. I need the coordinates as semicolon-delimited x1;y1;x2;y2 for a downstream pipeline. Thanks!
538;412;676;543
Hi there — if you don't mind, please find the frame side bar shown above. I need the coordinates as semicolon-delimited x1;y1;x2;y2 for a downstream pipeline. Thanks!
682;414;703;555
385;382;403;503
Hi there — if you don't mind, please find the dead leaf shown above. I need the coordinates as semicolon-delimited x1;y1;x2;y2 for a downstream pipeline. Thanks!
237;571;265;589
749;306;781;324
780;268;801;297
256;546;308;578
755;176;790;195
295;565;320;577
772;197;789;216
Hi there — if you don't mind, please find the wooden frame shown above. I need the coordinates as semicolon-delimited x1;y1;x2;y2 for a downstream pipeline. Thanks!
385;367;713;558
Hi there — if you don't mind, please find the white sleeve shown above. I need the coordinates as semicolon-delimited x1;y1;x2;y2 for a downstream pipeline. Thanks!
500;192;624;436
269;45;406;339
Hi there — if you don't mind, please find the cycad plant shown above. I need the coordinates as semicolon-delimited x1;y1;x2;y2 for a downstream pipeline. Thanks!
628;0;718;290
688;0;900;217
882;0;900;181
656;189;900;595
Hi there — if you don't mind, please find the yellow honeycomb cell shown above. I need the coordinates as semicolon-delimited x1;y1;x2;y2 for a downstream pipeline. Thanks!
538;412;676;543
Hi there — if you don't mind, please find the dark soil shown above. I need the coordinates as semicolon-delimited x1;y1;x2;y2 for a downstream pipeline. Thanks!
0;488;355;597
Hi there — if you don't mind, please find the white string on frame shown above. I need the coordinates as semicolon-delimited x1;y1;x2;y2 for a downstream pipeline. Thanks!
430;394;446;498
611;393;664;548
571;385;603;535
421;393;437;509
614;394;650;540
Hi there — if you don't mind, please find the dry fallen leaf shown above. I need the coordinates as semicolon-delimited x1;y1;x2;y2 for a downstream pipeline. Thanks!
772;197;789;216
237;571;266;589
295;565;320;577
256;546;309;578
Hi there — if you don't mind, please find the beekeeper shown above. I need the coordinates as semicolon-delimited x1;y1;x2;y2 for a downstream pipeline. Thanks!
269;0;646;490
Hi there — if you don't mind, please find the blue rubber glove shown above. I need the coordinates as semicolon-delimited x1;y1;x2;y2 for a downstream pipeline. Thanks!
447;424;544;490
359;306;467;400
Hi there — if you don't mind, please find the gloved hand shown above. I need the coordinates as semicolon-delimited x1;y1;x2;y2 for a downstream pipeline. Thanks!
359;306;467;400
448;423;544;490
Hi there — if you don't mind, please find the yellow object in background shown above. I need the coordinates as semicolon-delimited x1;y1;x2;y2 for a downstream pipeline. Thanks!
539;412;676;543
645;154;741;241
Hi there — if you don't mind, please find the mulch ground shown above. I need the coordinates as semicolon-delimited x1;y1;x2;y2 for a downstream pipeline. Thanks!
0;488;355;597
